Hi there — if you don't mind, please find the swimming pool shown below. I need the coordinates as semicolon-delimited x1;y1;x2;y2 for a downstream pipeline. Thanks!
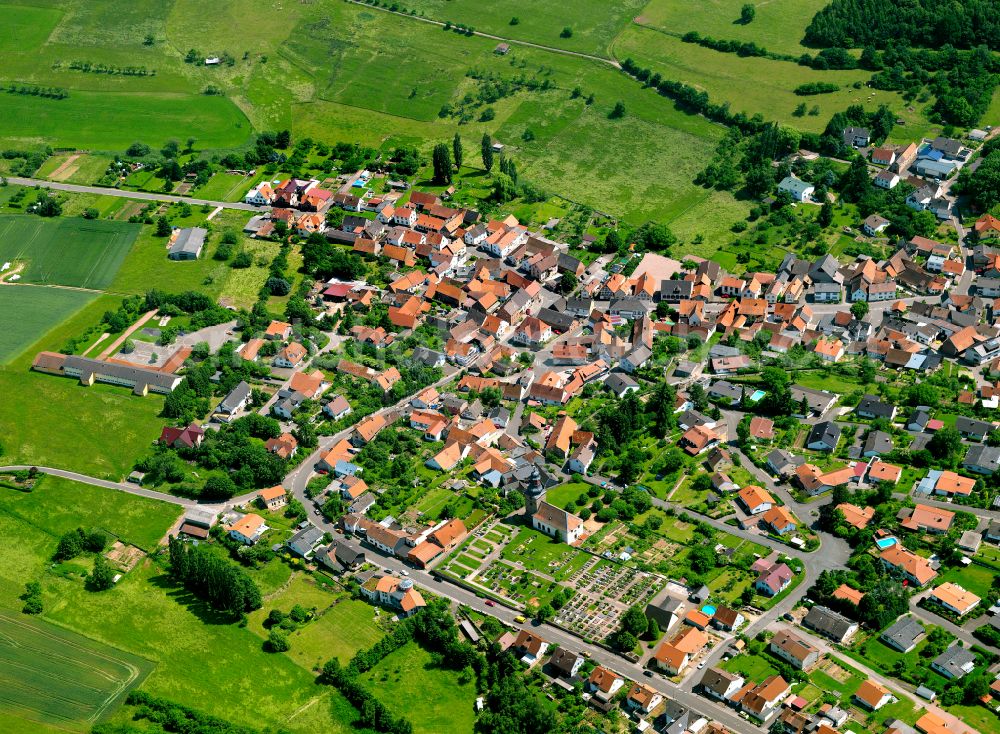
875;537;897;550
748;390;766;402
701;605;717;616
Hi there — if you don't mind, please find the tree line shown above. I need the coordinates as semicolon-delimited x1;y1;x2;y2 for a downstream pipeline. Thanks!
167;536;262;616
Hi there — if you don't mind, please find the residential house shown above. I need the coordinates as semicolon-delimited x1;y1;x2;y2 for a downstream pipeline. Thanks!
929;582;980;617
769;630;820;671
626;683;663;715
226;513;267;545
854;680;892;711
257;485;287;511
737;485;774;515
802;605;858;643
806;421;841;452
699;667;744;703
741;675;790;723
931;645;976;679
360;575;426;617
778;176;814;202
879;616;925;653
587;666;625;704
879;544;938;587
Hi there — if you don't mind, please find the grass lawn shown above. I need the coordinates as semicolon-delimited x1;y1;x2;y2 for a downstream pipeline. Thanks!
545;481;592;509
361;642;477;734
0;486;356;734
0;216;139;290
248;574;385;671
501;526;589;579
0;286;95;364
195;172;253;202
722;652;778;680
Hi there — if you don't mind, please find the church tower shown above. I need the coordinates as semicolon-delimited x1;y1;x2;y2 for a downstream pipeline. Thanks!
523;466;545;517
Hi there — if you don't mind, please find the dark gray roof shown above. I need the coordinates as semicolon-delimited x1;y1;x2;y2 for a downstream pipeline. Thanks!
931;645;976;678
169;227;206;258
956;416;992;435
880;617;925;650
548;646;582;677
62;354;182;392
857;394;895;418
807;421;841;450
219;380;252;413
802;605;856;641
964;445;1000;473
287;526;324;556
709;380;743;401
863;430;893;455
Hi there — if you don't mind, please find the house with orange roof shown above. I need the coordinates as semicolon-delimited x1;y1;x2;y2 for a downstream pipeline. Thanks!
975;213;1000;240
360;575;426;617
295;212;325;236
264;320;292;340
545;413;578;459
388;295;425;329
273;342;309;369
226;513;268;545
836;503;874;529
257;485;287;511
239;338;265;362
625;683;663;715
653;642;691;676
868;461;902;484
813;337;845;362
426;442;467;471
853;679;892;711
833;584;865;606
930;582;980;617
352;413;387;446
737;485;774;515
265;432;298;459
740;675;790;723
679;424;722;456
879;544;938;587
374;367;401;394
762;506;797;536
288;369;327;400
587;666;625;703
901;503;954;533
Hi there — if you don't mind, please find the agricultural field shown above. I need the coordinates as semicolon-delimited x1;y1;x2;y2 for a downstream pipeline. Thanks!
34;153;112;184
0;92;251;151
360;642;477;734
0;215;139;289
0;286;95;363
0;610;154;733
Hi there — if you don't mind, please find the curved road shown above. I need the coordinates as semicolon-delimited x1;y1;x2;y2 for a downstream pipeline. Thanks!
5;177;266;212
0;465;208;508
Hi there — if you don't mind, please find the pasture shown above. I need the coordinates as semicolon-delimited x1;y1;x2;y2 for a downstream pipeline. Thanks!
614;27;919;134
0;216;139;290
399;0;646;57
634;0;830;56
0;610;153;732
0;286;95;364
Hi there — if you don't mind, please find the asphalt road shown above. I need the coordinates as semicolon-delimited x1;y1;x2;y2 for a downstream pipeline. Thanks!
0;465;204;507
6;177;266;212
